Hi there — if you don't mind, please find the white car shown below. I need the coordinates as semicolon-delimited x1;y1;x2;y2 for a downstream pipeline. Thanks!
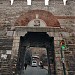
32;61;37;67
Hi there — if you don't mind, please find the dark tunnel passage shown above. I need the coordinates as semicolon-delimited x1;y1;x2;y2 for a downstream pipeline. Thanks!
16;32;56;75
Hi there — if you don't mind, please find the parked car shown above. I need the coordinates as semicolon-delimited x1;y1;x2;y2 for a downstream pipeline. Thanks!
32;60;37;67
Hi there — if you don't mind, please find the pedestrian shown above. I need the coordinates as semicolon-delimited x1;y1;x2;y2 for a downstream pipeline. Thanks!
40;61;44;69
24;63;27;70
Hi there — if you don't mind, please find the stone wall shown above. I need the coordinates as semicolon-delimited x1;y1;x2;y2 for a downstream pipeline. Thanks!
0;1;75;29
0;0;75;75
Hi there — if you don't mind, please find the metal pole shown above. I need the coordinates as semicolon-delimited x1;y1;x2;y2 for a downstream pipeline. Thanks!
61;48;66;75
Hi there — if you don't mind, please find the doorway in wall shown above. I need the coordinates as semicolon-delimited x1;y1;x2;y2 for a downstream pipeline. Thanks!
16;32;56;75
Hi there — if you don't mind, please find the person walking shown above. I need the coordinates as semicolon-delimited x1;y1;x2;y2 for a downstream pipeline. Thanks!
24;63;27;70
40;61;44;69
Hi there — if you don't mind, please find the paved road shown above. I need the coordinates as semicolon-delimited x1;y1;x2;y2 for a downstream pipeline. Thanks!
21;66;48;75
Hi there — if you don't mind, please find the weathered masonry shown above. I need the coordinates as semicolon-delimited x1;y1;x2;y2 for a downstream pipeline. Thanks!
0;0;75;75
10;0;67;5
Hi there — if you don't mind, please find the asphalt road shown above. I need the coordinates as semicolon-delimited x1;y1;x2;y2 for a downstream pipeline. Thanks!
20;66;48;75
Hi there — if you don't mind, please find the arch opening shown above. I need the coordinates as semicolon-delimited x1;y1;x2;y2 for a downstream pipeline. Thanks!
16;32;56;75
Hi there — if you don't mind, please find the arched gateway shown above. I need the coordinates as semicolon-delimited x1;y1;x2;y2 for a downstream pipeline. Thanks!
11;10;63;75
17;32;55;75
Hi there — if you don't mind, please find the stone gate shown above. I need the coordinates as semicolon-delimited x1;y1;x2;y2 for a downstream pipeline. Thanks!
11;10;66;75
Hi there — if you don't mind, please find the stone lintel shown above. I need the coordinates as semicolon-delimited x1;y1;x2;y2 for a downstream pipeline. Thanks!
15;26;68;32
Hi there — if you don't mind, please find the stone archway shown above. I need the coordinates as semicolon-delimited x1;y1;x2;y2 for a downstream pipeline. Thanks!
11;10;64;75
16;32;56;75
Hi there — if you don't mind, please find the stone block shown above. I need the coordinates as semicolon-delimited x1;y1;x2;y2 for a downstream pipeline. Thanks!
13;43;19;47
56;54;61;58
54;40;60;45
12;47;19;51
14;36;20;40
54;37;59;40
13;39;20;43
7;31;13;36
